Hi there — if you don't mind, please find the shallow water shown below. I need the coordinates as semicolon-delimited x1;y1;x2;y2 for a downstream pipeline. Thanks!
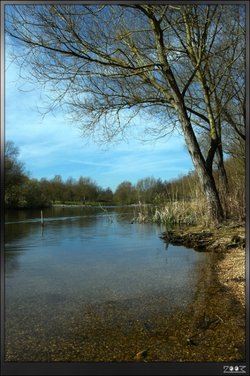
4;207;207;361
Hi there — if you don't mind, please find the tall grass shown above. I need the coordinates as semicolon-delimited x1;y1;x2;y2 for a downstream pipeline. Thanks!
152;199;208;226
133;193;209;227
216;157;245;221
133;158;245;226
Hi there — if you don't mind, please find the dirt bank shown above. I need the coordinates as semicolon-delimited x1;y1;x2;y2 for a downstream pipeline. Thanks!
161;221;245;307
161;222;245;253
153;221;246;362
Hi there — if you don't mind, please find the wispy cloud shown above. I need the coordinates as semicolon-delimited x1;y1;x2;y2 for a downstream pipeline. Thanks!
5;55;193;190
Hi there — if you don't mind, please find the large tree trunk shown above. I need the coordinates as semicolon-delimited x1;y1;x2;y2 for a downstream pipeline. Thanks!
179;111;224;223
149;12;225;223
161;66;224;222
215;143;230;218
216;144;229;193
165;72;224;222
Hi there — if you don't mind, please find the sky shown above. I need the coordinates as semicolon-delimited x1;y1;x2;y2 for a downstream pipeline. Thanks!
5;51;193;192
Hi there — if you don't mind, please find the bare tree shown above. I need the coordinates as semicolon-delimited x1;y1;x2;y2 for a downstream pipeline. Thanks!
165;5;245;192
5;3;246;222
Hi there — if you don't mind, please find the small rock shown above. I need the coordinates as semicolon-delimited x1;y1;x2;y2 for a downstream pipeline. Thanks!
134;350;148;361
168;336;178;342
187;338;199;346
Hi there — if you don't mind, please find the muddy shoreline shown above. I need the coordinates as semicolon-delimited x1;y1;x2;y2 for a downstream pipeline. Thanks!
153;222;246;362
161;222;245;253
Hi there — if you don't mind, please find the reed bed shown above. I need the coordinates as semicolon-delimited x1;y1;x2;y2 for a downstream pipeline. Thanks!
133;197;209;227
133;168;245;227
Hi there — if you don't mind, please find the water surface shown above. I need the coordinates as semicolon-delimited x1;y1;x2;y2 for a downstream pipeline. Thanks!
4;207;207;361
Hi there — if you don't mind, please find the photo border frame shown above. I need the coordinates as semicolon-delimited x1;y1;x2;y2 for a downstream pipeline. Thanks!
1;1;249;375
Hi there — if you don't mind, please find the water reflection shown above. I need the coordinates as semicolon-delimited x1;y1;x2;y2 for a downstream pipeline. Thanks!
4;207;207;361
5;207;205;300
5;252;21;274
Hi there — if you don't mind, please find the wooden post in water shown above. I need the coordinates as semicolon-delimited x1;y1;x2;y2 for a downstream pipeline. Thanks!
41;210;44;226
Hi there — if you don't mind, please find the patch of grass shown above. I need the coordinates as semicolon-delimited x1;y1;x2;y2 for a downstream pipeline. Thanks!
133;198;209;226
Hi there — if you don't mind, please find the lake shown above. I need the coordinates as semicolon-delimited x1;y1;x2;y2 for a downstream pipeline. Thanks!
4;206;207;361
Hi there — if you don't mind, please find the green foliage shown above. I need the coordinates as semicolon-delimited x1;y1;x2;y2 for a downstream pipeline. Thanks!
22;179;52;208
114;181;136;205
5;141;28;208
4;144;116;209
5;140;245;222
4;141;51;208
136;177;166;204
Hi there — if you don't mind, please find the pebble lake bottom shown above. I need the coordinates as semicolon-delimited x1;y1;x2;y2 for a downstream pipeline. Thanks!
4;207;245;362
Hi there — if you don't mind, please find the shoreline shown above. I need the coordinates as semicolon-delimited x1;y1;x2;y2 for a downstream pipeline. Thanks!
154;222;246;361
161;222;246;307
52;203;139;208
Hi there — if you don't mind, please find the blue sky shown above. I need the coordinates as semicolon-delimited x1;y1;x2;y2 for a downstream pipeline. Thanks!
5;52;193;191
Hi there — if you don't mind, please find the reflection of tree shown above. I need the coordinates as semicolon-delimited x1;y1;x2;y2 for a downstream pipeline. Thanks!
5;252;21;275
154;240;169;265
114;206;135;224
4;208;137;243
5;207;102;277
5;208;41;223
164;242;169;251
5;221;29;276
5;206;157;276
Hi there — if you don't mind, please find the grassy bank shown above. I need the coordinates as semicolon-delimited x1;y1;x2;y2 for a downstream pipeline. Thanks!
133;199;208;226
133;195;245;227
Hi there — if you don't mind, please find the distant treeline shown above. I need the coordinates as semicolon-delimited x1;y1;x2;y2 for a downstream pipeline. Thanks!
5;141;245;221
